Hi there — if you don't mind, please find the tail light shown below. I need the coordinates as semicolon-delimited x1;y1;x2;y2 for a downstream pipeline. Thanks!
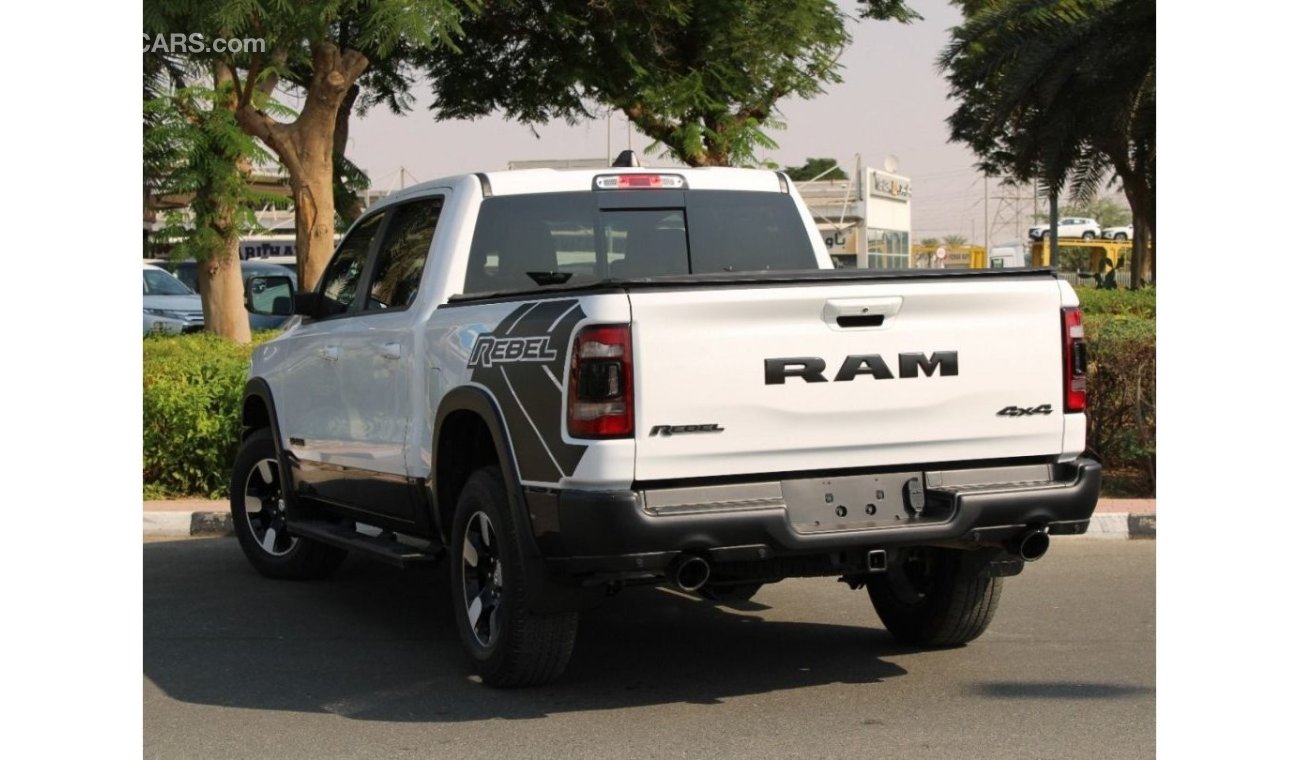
567;324;633;438
1062;307;1087;412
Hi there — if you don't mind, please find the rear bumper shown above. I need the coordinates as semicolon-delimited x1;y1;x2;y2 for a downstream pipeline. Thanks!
527;458;1101;578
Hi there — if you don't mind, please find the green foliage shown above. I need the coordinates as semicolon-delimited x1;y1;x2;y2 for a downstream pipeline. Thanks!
148;0;469;282
855;0;923;22
147;0;468;73
427;1;915;167
942;234;968;248
784;158;848;182
1084;312;1156;496
143;332;277;498
919;237;940;247
939;0;1155;283
1075;288;1156;495
144;82;279;263
1079;287;1156;320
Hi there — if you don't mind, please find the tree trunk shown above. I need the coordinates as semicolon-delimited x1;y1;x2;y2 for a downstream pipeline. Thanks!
234;42;369;292
197;235;252;344
197;63;252;344
290;125;339;291
1102;138;1154;289
1117;172;1154;288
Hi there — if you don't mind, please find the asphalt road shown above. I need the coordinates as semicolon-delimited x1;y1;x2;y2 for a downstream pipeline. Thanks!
144;537;1155;759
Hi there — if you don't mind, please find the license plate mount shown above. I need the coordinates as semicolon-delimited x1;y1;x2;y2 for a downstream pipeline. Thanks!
781;472;923;534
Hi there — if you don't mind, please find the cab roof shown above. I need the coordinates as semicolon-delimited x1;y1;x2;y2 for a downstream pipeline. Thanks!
372;166;787;211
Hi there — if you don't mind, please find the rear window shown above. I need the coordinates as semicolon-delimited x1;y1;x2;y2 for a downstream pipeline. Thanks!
463;190;817;294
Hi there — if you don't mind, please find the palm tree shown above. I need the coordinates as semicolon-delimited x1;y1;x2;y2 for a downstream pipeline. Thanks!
940;0;1155;286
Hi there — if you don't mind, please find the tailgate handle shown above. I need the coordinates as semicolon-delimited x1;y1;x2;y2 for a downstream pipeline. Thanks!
823;297;903;329
836;314;885;328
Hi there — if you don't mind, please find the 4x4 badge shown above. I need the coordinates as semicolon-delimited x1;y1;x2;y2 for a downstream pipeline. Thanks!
997;404;1054;417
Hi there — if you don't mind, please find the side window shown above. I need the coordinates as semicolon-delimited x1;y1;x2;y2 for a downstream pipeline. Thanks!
365;197;443;311
318;212;384;317
464;194;587;294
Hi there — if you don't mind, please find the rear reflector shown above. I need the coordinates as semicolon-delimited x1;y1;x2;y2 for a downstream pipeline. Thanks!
567;324;634;438
1061;307;1087;412
594;174;687;190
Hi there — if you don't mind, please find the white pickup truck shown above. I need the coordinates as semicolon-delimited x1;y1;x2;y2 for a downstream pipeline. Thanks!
235;164;1100;687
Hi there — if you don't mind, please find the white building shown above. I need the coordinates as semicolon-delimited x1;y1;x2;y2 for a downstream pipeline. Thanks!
796;159;912;269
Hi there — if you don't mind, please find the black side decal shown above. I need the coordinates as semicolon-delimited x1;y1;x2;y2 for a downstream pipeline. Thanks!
470;299;588;482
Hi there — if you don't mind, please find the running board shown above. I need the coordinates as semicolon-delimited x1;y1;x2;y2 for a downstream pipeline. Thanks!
289;519;444;567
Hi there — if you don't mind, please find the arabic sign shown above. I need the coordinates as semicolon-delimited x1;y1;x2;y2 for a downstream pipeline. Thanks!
819;227;858;253
870;170;911;200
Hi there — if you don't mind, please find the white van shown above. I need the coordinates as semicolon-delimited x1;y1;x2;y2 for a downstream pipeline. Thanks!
988;242;1027;268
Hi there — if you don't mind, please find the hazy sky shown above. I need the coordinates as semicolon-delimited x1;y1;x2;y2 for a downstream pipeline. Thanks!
346;0;1041;242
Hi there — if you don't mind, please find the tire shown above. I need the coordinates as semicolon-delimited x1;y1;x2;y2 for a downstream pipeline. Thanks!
1082;231;1097;239
1115;232;1128;241
865;547;1002;647
230;428;347;580
451;466;579;687
699;582;764;603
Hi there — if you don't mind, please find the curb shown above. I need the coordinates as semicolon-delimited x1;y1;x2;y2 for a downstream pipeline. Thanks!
1060;512;1156;540
144;509;1154;539
143;510;233;538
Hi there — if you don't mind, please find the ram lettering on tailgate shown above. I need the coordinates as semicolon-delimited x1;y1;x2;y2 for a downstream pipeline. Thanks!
764;351;958;384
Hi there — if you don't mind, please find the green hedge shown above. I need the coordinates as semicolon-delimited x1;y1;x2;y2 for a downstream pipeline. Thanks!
143;333;272;499
1078;287;1156;319
1079;289;1156;496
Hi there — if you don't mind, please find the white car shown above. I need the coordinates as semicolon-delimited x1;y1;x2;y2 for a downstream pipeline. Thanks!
1102;224;1133;241
1027;217;1101;241
143;264;204;336
234;163;1099;687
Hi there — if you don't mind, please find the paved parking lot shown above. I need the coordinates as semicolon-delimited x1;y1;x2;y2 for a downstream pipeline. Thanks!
144;537;1154;759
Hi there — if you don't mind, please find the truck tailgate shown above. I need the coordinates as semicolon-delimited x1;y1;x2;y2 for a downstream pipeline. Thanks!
630;276;1067;482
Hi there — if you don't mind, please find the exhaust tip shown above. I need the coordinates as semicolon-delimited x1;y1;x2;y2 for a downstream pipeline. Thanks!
673;555;711;592
1018;529;1051;562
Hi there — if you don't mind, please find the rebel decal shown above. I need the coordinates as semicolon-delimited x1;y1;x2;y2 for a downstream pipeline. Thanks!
469;299;589;483
468;335;558;368
649;423;725;437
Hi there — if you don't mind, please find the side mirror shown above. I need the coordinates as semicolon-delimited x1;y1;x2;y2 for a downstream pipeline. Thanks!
245;275;295;316
293;292;324;319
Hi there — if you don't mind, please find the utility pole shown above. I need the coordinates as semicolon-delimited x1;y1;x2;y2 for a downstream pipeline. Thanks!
983;175;990;253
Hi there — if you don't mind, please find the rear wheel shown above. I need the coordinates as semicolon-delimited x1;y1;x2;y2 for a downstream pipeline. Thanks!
865;547;1002;647
230;429;347;579
451;466;578;687
1114;232;1128;241
1083;231;1097;239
